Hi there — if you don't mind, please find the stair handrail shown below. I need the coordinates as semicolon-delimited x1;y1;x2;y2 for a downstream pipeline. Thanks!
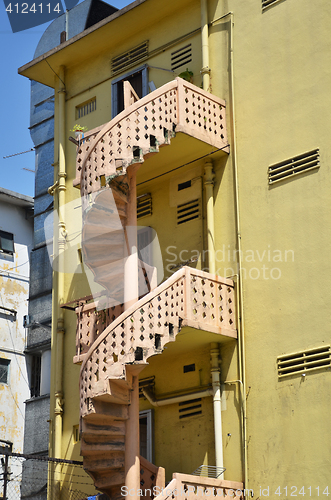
79;78;180;187
80;266;235;376
80;266;187;375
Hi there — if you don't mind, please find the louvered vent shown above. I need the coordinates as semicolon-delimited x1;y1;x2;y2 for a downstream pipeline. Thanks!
179;398;202;419
177;199;200;225
171;44;192;71
137;194;152;219
268;148;319;185
277;346;331;378
262;0;280;9
111;41;149;76
76;97;96;119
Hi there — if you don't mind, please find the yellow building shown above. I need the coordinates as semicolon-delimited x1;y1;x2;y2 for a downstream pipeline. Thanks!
19;0;331;498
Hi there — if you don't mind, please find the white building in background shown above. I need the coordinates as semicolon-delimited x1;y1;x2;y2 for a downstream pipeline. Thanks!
0;187;33;495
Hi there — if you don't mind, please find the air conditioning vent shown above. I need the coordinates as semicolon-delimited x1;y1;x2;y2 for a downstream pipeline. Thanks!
111;41;149;76
277;346;331;378
268;148;319;185
179;398;202;419
177;199;200;225
171;44;192;71
137;194;152;219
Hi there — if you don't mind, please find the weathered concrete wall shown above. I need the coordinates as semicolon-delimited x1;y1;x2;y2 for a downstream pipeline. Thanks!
0;190;33;495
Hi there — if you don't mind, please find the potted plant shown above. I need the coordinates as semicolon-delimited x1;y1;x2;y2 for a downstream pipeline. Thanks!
71;124;88;144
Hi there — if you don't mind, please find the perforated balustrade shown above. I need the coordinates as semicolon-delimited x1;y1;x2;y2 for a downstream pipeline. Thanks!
79;267;236;417
74;78;228;197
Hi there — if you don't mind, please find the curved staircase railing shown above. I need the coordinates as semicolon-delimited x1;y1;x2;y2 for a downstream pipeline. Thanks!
78;266;236;418
74;78;228;197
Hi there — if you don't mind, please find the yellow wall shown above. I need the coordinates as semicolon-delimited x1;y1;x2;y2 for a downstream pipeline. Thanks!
35;0;331;494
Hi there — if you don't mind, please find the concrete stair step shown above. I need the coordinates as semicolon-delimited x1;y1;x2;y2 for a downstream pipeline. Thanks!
83;452;125;471
91;379;130;405
81;435;125;455
83;400;129;420
94;469;125;489
82;418;126;437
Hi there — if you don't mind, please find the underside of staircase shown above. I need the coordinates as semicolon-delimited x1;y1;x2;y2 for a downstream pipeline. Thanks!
73;78;231;497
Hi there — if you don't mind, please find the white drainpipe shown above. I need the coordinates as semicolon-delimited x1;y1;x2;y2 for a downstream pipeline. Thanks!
210;342;223;469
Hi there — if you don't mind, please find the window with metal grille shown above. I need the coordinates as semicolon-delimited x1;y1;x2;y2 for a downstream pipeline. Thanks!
137;194;152;219
277;346;331;378
30;354;41;397
177;199;200;225
111;41;149;76
76;98;96;119
0;230;14;255
268;149;319;185
171;44;192;71
0;358;10;384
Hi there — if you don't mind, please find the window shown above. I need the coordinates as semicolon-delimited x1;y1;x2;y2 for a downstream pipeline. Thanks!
30;354;41;398
111;65;148;118
0;230;14;255
0;359;10;384
139;409;153;462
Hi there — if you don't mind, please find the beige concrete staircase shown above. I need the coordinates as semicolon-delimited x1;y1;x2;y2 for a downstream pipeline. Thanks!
73;78;230;497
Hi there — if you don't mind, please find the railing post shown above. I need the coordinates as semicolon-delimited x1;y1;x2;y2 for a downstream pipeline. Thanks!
125;372;140;499
176;78;185;131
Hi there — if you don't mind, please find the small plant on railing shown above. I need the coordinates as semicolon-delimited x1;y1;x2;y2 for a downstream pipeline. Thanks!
71;124;88;145
71;124;88;132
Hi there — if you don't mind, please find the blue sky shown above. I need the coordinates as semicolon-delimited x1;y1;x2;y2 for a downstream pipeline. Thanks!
0;0;131;198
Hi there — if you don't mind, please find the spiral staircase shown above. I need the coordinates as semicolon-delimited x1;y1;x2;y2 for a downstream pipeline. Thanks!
73;78;235;498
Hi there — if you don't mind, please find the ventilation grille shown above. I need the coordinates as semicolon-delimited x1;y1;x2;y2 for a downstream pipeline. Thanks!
268;148;319;185
76;98;96;119
137;194;152;219
171;44;192;71
111;41;149;76
179;398;202;419
262;0;280;8
177;199;200;225
278;346;331;378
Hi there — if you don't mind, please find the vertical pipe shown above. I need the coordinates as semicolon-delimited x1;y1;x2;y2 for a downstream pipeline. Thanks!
124;373;140;499
53;65;66;500
227;14;248;486
201;0;210;91
210;343;223;469
204;161;216;274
